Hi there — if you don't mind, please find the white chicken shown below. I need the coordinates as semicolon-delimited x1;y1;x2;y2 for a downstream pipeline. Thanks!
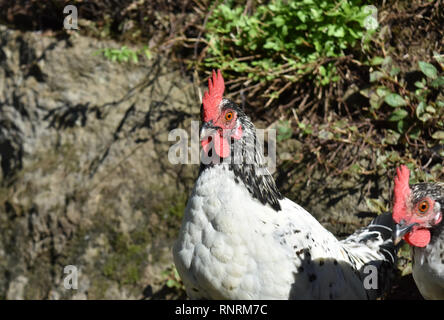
173;70;398;299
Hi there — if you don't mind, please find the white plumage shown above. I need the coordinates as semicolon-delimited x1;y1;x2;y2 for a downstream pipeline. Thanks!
174;164;396;300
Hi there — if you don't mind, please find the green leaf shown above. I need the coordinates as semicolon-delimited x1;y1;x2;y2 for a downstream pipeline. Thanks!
318;129;333;140
431;76;444;88
416;101;426;118
370;56;384;66
369;95;384;110
418;61;438;79
388;109;408;122
296;11;307;23
144;48;152;60
130;52;138;64
382;56;393;69
264;41;280;51
385;130;400;145
298;122;313;135
431;131;444;140
370;71;384;82
397;119;408;133
385;93;407;107
414;81;425;89
166;279;176;288
390;66;401;77
376;87;390;98
425;106;436;114
349;163;361;174
419;113;432;122
333;26;345;38
276;121;293;142
408;126;421;140
433;51;444;64
274;16;285;27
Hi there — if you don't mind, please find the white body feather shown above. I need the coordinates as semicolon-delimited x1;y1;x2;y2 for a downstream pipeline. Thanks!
173;164;393;299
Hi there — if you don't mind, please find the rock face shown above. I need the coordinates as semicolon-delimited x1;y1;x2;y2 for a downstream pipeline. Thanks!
0;26;389;300
0;25;197;299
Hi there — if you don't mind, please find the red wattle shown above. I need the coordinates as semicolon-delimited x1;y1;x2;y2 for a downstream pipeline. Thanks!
201;134;230;158
213;134;230;158
201;137;211;154
405;229;431;247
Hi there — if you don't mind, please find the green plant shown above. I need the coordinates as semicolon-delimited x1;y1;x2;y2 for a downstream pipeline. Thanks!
357;53;444;216
204;0;373;89
161;265;185;291
276;120;293;142
362;53;444;147
95;45;152;63
102;231;148;285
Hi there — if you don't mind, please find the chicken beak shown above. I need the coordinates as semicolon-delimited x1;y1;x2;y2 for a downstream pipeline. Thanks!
200;122;218;141
393;221;418;245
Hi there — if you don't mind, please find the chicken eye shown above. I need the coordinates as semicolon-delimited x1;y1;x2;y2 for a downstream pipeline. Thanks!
225;111;234;121
417;200;429;214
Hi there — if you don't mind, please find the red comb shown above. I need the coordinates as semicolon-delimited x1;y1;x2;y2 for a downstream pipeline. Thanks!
202;69;225;122
393;165;411;223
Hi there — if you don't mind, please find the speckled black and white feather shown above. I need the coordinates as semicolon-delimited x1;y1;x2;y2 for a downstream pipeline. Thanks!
174;100;398;300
